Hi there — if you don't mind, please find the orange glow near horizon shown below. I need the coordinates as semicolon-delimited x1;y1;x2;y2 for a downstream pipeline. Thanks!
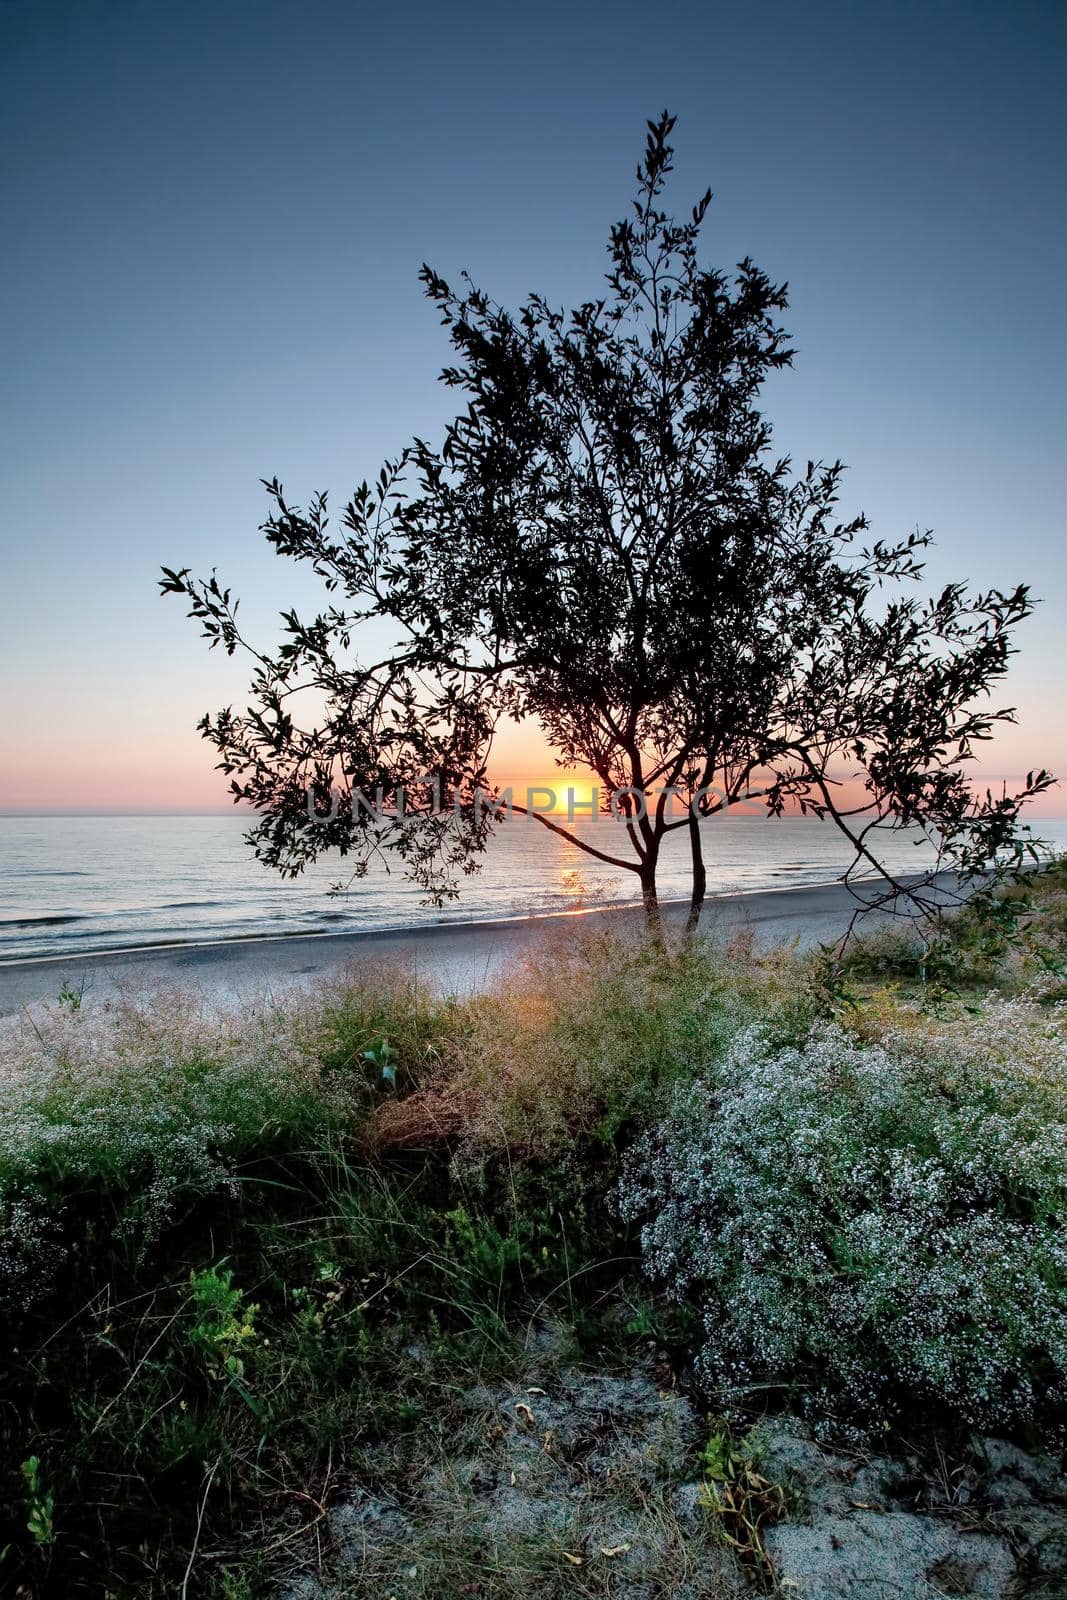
1;712;1064;819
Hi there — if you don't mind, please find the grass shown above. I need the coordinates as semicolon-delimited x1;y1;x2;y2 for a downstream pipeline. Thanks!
1;865;1066;1595
837;853;1067;998
2;1143;610;1594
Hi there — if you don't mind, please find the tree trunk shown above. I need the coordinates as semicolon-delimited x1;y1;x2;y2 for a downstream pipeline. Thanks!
684;808;707;938
639;851;663;935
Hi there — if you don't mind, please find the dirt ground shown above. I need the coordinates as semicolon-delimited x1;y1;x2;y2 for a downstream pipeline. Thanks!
277;1337;1067;1600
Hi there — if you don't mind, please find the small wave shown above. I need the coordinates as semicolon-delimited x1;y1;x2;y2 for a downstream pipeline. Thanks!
0;868;92;878
0;914;86;927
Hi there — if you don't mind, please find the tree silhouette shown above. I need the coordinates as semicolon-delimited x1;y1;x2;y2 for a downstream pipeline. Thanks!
162;113;1052;932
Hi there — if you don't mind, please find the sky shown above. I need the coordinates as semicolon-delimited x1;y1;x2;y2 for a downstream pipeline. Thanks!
1;0;1065;816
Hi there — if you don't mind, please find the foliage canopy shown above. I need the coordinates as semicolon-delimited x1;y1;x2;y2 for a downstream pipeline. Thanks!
163;113;1051;928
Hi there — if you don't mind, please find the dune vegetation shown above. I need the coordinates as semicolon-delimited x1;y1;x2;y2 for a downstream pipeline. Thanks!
2;863;1066;1596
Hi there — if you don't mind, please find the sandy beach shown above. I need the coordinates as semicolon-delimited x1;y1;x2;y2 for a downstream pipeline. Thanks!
0;872;964;1016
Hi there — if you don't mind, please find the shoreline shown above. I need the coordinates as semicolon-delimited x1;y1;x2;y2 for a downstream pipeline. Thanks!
0;872;966;1016
0;888;679;969
0;869;899;969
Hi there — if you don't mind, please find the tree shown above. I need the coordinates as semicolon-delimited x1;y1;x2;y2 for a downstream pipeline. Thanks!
162;113;1052;935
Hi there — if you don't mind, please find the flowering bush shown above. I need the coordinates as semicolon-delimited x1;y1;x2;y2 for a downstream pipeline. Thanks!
617;1004;1067;1435
0;984;364;1297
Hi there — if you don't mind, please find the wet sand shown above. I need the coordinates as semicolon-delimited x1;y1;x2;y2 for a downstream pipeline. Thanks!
0;873;966;1016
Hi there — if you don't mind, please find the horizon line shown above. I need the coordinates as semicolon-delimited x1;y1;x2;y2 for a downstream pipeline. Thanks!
3;809;1067;825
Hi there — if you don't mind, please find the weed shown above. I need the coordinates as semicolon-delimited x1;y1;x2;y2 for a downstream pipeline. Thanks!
620;1012;1067;1434
20;1454;55;1550
698;1422;785;1585
362;1035;399;1088
56;976;88;1012
187;1265;262;1414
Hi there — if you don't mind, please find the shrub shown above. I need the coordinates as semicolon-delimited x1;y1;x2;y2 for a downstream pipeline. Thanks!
839;856;1067;996
617;1007;1067;1436
0;972;438;1297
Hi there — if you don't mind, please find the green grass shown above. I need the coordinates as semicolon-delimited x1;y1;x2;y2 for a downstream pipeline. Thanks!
0;1124;643;1595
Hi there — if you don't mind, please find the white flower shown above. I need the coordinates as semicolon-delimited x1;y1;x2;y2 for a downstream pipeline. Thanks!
617;1008;1067;1435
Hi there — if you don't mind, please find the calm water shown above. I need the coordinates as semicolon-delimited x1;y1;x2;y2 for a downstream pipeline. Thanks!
1;812;1064;963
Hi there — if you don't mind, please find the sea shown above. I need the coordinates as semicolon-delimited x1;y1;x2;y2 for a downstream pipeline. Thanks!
1;812;1065;964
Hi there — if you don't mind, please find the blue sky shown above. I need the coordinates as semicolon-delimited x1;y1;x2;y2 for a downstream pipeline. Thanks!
1;0;1064;811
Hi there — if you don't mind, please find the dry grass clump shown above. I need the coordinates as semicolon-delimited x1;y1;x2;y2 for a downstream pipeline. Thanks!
370;926;817;1158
